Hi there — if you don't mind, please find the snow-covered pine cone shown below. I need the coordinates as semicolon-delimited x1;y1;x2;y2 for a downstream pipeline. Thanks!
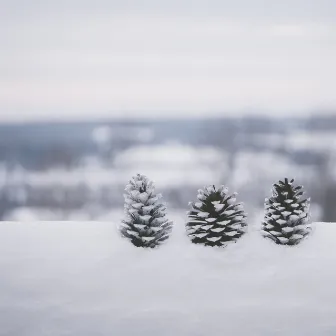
121;174;172;248
186;185;247;247
262;178;311;245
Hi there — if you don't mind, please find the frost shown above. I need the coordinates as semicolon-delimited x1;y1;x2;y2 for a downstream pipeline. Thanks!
147;196;159;205
222;210;235;216
124;197;133;205
217;185;225;193
214;204;225;212
289;215;300;221
138;192;149;203
127;230;140;237
189;224;203;231
217;220;231;225
142;236;156;242
230;223;243;230
130;190;140;198
135;180;144;187
142;205;155;214
194;233;209;238
152;217;168;225
227;198;236;205
282;227;294;233
139;215;152;222
206;185;215;193
291;234;304;240
134;224;146;230
211;227;225;233
225;231;238;237
235;204;244;210
276;219;287;225
206;237;221;242
194;202;203;208
282;211;292;217
201;225;214;230
205;218;217;222
188;220;206;225
278;237;289;244
132;203;143;209
270;231;282;236
128;208;138;215
197;212;209;218
293;224;306;231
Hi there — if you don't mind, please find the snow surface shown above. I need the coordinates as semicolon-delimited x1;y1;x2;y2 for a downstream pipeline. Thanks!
0;218;336;335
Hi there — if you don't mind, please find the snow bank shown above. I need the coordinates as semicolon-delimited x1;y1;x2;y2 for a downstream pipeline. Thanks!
0;219;336;335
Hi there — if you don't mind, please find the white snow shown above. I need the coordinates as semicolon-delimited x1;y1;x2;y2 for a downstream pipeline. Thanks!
282;211;292;217
142;236;156;242
205;218;217;223
197;212;209;218
206;237;221;242
138;192;150;203
217;220;231;225
201;225;213;230
210;227;225;233
282;227;294;233
1;220;336;335
222;210;235;216
277;237;289;244
138;215;152;222
213;204;225;212
133;224;147;230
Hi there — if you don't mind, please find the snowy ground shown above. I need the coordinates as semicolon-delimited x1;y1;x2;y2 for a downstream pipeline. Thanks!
0;216;335;335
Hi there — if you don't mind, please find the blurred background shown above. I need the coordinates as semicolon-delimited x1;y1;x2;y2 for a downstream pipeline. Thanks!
0;0;335;223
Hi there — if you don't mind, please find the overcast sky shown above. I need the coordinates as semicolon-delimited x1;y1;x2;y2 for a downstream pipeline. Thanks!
0;0;335;121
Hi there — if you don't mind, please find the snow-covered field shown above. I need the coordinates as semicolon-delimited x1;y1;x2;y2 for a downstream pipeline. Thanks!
0;216;335;335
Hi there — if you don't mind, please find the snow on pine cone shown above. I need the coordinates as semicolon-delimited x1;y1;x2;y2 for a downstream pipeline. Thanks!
262;178;311;245
121;174;173;248
186;185;247;247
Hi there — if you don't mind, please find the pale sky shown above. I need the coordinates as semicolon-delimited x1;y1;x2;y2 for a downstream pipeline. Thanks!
0;0;336;121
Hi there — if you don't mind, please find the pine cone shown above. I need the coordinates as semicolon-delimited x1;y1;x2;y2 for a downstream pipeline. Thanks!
186;185;247;247
262;178;311;245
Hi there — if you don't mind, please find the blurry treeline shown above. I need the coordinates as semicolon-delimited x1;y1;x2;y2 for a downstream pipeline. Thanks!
0;115;336;222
